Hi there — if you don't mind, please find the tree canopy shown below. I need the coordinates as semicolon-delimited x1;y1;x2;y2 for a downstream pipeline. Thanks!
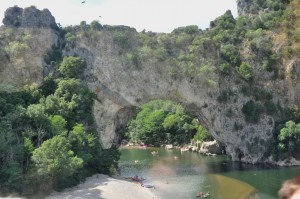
0;56;120;196
126;100;211;146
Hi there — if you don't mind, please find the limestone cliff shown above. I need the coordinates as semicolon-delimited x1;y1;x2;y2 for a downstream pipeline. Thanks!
64;27;277;163
0;2;299;165
0;6;59;91
3;5;57;29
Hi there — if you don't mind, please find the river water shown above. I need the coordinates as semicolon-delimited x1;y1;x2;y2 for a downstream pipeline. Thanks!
118;147;300;199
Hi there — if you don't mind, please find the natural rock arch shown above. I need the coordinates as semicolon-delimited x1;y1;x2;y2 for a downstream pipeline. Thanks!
2;5;294;164
63;32;275;164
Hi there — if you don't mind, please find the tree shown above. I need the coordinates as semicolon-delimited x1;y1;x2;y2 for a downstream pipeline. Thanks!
126;100;204;145
278;121;300;155
32;135;83;189
69;123;95;164
49;115;67;136
58;56;86;79
90;20;102;30
54;78;95;126
193;124;211;142
1;162;23;191
26;104;50;146
242;100;263;123
40;75;57;96
238;62;254;81
220;44;241;67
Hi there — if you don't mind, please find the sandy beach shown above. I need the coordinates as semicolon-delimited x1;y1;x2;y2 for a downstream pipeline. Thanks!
46;174;156;199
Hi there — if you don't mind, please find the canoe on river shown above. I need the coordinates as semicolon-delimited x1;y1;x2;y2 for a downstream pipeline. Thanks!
125;176;146;182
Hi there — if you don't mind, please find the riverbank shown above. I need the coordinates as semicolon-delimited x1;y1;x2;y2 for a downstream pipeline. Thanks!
46;174;157;199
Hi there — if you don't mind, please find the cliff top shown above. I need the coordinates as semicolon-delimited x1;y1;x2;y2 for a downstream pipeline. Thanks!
2;5;58;29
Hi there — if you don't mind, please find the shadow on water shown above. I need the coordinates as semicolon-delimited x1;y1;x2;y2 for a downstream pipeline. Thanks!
119;147;300;199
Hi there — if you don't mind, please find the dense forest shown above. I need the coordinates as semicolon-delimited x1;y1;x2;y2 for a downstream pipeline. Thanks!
0;55;120;196
0;0;300;197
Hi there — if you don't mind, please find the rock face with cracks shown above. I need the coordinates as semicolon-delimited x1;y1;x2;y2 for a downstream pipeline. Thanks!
65;30;275;164
1;4;300;165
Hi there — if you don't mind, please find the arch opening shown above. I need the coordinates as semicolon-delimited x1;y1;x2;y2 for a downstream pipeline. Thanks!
112;99;225;155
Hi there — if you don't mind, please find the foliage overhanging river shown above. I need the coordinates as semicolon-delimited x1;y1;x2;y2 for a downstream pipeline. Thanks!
119;147;300;199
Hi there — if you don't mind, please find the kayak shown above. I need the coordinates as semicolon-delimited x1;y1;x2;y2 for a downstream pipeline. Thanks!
141;183;155;188
130;177;145;182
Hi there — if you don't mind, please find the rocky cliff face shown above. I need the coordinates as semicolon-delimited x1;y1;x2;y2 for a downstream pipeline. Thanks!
2;6;57;29
0;3;299;164
0;6;58;91
64;29;280;163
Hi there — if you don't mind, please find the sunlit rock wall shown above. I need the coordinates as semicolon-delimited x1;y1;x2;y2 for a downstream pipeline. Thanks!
63;29;280;164
1;5;298;164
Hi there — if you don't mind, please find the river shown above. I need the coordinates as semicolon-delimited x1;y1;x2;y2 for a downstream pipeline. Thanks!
118;147;300;199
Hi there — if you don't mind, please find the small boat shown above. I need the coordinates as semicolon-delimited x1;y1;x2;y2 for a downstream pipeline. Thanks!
141;183;155;188
131;176;145;182
151;151;159;155
124;176;146;182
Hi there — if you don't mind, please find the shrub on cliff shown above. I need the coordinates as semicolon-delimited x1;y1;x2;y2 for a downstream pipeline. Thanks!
58;56;86;79
277;121;300;158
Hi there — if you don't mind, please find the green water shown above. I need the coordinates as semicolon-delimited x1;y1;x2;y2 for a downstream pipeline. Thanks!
119;147;300;199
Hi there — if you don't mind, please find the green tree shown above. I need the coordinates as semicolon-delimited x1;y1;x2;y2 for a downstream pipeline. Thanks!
127;100;204;145
53;78;95;126
278;121;300;156
238;62;254;81
242;100;263;123
90;20;102;30
26;104;50;146
49;115;67;136
193;124;211;142
69;123;95;164
32;135;83;189
1;162;23;192
220;44;241;67
58;56;86;79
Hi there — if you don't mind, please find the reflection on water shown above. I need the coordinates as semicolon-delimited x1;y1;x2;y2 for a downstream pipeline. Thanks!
119;147;300;199
209;174;257;199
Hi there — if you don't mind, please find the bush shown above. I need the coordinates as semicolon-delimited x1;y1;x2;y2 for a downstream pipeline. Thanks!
242;100;263;123
218;62;231;75
238;62;254;81
193;124;211;142
220;44;241;67
217;90;233;103
277;121;300;157
58;56;86;78
126;52;141;68
44;45;62;65
113;32;131;49
264;100;277;114
90;20;102;30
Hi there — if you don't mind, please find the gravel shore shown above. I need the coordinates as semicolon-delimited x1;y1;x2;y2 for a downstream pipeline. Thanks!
46;174;156;199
